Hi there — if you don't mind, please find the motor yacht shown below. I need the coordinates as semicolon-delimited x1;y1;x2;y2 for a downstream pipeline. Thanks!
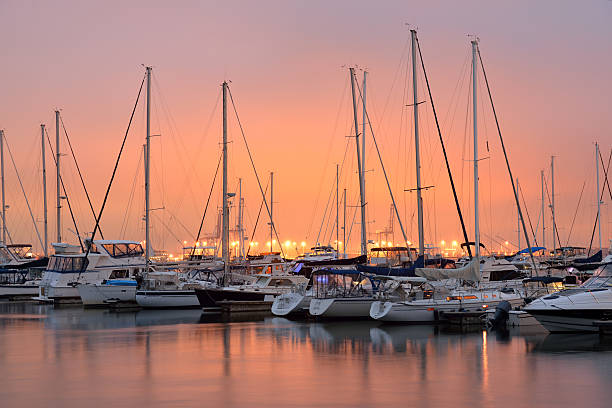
524;262;612;332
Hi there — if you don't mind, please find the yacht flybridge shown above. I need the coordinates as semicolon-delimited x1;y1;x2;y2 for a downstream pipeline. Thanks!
524;263;612;332
35;240;145;303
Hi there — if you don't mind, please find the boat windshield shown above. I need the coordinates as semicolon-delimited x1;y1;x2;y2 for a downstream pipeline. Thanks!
102;243;144;258
581;264;612;289
313;272;374;298
47;256;88;272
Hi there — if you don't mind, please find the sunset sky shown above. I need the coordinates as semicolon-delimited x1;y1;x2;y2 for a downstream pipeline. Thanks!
0;0;610;256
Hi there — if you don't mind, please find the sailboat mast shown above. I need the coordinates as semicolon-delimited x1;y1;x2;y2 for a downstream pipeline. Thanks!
517;178;520;251
411;29;425;256
41;125;48;256
145;66;152;267
238;177;244;260
551;156;556;254
222;81;230;278
472;40;480;259
336;164;339;258
0;130;5;244
55;110;61;243
270;171;273;252
541;170;545;251
596;142;602;251
349;68;367;256
362;72;367;201
343;188;347;258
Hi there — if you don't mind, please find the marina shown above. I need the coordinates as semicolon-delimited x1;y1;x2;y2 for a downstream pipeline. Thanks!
1;1;611;407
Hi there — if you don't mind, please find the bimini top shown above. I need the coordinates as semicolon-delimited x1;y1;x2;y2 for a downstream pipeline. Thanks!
516;247;546;255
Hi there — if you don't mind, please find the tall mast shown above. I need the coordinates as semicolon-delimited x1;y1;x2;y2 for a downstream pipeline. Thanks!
349;68;367;256
222;81;230;279
336;164;339;258
541;170;545;251
41;125;48;256
596;142;602;251
270;171;273;252
145;67;152;267
411;29;425;256
551;156;556;254
343;188;347;258
362;71;367;204
472;40;480;259
55;110;61;243
0;130;5;244
516;178;520;251
238;177;244;260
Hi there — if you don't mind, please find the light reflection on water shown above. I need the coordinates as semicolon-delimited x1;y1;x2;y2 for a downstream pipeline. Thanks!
1;301;611;408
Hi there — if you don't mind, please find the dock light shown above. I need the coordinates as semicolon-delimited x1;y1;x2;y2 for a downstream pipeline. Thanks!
196;242;200;247
407;241;412;246
272;239;277;244
441;240;445;246
387;242;393;247
381;241;386;246
249;242;254;247
292;242;297;246
505;241;509;246
285;240;291;247
301;242;306;247
452;241;457;247
183;240;187;245
266;241;271;247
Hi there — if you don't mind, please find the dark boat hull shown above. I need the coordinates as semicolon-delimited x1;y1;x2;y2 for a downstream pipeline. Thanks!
195;288;269;307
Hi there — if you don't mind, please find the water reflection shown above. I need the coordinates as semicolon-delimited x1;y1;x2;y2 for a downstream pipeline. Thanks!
1;301;612;408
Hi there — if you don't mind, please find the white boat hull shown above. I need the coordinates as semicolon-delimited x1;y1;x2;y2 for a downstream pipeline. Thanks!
136;290;200;309
371;295;524;323
309;297;374;318
271;293;309;316
0;284;39;298
34;285;80;302
78;284;136;306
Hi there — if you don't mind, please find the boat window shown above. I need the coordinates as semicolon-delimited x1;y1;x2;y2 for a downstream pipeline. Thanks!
463;295;477;300
270;279;294;287
102;243;144;258
582;264;612;289
47;256;87;272
0;247;13;262
446;296;462;301
109;269;129;279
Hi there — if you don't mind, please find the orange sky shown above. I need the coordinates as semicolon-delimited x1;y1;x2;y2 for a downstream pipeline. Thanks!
0;1;610;256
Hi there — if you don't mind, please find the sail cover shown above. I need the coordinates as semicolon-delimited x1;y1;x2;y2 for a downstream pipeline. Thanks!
415;259;480;282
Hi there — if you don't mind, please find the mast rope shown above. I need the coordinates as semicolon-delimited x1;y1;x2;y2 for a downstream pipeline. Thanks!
246;181;269;257
76;73;145;281
518;181;539;247
415;34;472;256
3;136;44;250
353;73;409;247
43;128;84;250
587;149;611;254
477;45;539;275
190;152;222;258
59;114;103;239
227;85;285;258
565;180;586;247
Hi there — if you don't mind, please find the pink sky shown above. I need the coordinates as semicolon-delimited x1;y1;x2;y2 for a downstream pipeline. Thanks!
0;1;610;256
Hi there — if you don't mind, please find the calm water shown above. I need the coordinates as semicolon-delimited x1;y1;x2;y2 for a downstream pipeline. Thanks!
1;301;611;408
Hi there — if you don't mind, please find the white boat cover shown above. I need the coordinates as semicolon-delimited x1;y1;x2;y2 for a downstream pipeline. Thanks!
415;259;480;282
